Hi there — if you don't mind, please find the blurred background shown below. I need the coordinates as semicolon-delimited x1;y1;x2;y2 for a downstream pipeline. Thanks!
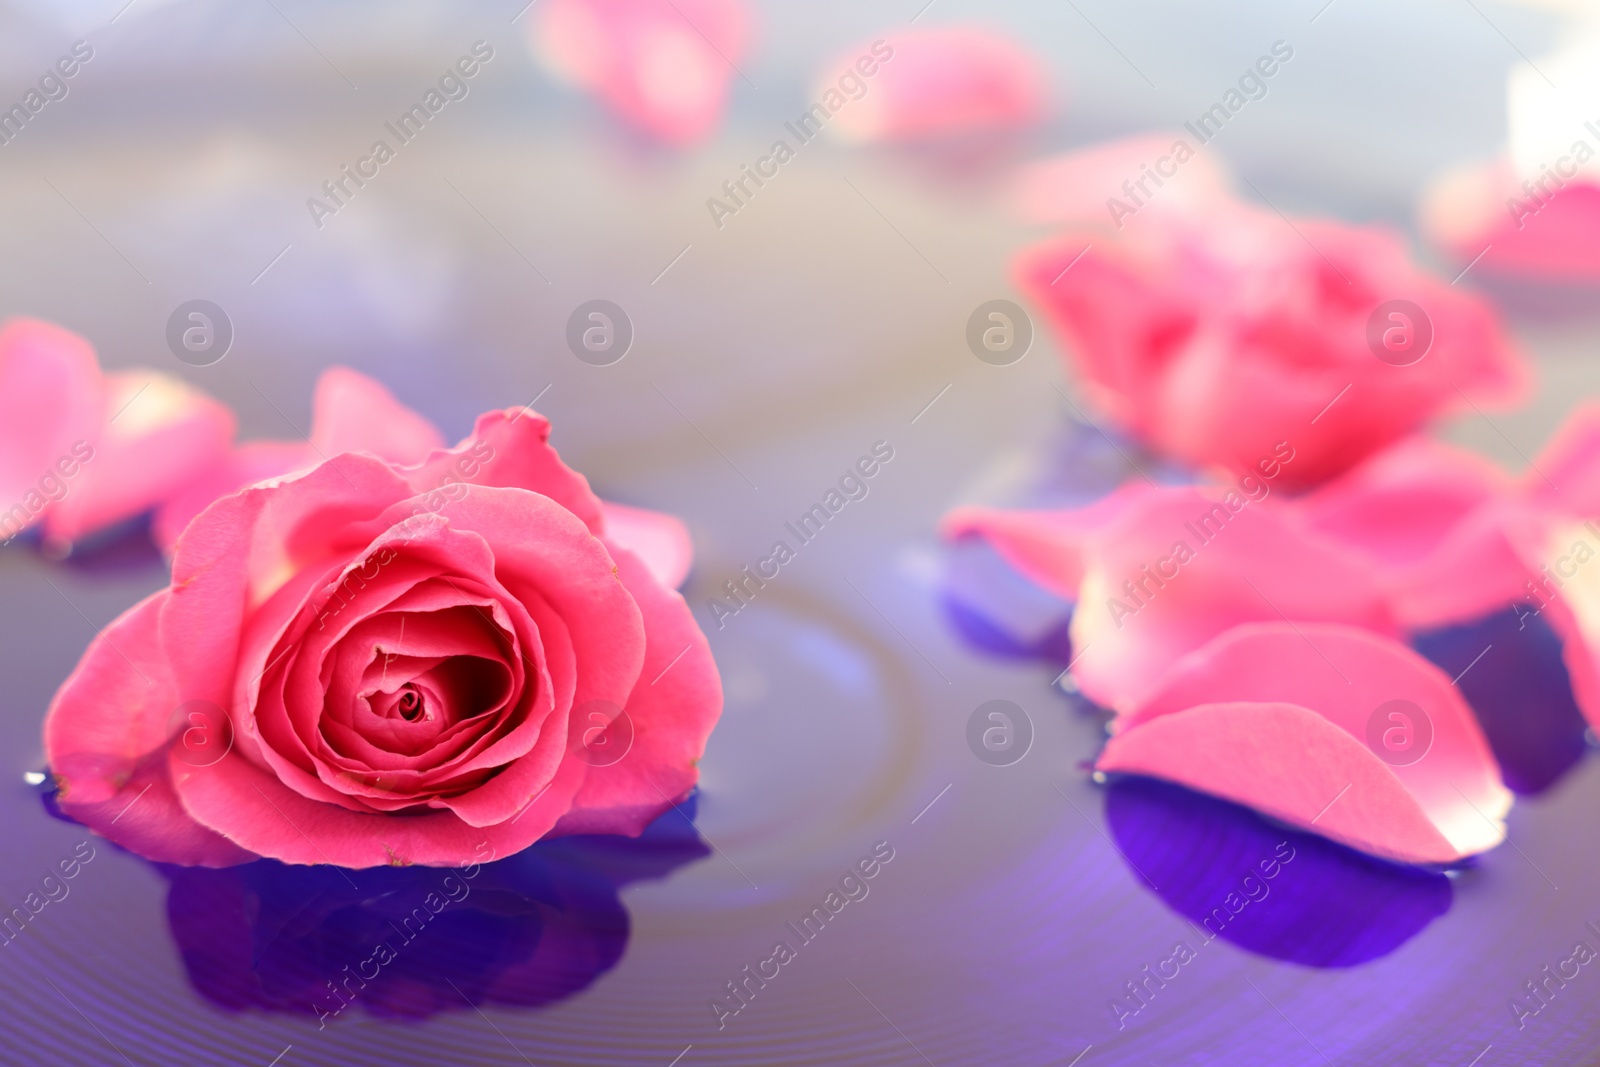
1;1;1598;1065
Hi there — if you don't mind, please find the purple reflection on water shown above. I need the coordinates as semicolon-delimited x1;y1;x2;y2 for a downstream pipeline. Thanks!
1412;605;1591;796
154;799;710;1022
1105;776;1452;968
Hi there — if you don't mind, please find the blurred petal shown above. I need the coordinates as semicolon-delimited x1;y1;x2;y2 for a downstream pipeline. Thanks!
152;441;313;556
1292;437;1540;627
1527;401;1600;514
940;481;1163;600
601;500;693;589
1420;158;1600;282
310;366;445;467
0;318;103;538
1009;133;1234;228
43;370;234;545
965;485;1395;711
533;0;751;146
825;26;1047;144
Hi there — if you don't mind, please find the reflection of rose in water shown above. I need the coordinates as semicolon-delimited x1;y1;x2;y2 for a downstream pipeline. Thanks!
156;799;709;1021
1106;777;1452;968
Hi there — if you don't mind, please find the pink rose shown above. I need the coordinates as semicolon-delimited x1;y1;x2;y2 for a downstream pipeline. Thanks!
45;408;722;868
1013;206;1529;489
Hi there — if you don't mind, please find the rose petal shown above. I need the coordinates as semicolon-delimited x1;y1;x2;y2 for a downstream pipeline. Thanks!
823;26;1047;144
169;739;588;868
1120;621;1510;861
1520;519;1600;733
1527;402;1600;516
1008;133;1234;228
940;482;1162;600
600;500;693;589
151;368;445;556
1292;437;1540;627
310;366;445;466
152;441;312;556
532;0;750;146
553;543;722;836
1100;703;1464;865
44;590;254;866
41;370;234;545
402;409;605;535
0;318;102;537
971;485;1395;711
164;454;415;712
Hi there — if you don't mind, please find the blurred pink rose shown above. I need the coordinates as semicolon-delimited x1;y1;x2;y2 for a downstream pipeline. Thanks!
532;0;751;146
1014;207;1530;489
46;407;722;868
822;25;1047;144
1098;623;1509;864
0;318;232;551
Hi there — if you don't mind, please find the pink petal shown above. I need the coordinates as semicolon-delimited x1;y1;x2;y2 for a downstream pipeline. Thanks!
42;370;234;545
0;318;104;539
824;26;1047;144
151;368;445;555
1292;437;1540;627
960;485;1394;710
169;735;590;868
310;366;445;467
163;454;415;711
1101;703;1463;865
1511;519;1600;733
44;590;255;866
1009;133;1235;228
553;542;722;836
940;482;1163;600
600;500;693;589
152;441;313;556
532;0;750;146
1102;622;1511;863
1527;402;1600;515
401;408;605;534
1421;157;1600;282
